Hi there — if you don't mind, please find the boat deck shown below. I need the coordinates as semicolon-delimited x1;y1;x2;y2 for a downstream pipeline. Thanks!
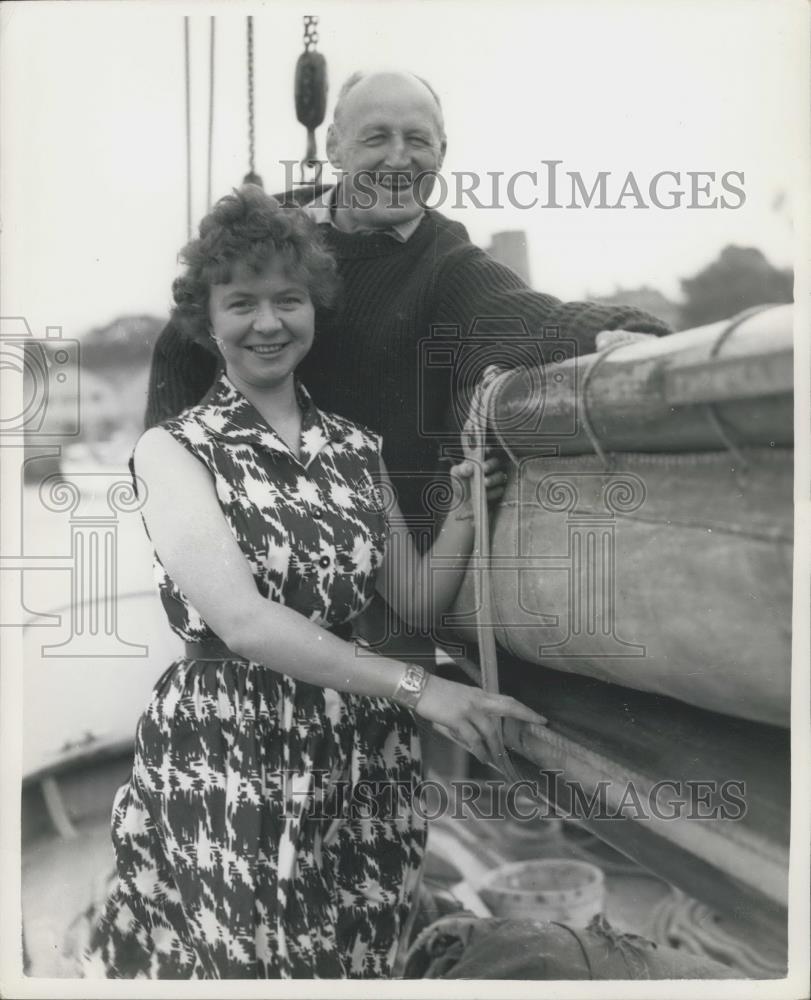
498;654;789;963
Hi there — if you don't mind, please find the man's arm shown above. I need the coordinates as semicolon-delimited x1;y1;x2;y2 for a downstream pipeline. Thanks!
432;242;672;439
436;243;671;356
144;320;219;429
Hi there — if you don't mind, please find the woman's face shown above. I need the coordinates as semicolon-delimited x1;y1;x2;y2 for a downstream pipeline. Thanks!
208;257;315;391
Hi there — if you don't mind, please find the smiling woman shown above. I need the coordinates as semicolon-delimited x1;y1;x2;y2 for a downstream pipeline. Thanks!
208;259;316;393
168;187;340;446
171;186;339;348
79;185;534;979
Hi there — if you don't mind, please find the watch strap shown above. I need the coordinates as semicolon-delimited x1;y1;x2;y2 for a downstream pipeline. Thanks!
392;663;428;710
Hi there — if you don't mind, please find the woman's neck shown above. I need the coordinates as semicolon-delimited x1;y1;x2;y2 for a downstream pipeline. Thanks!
226;371;302;455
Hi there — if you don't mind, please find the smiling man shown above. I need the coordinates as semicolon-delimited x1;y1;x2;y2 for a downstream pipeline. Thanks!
324;71;447;233
147;69;670;540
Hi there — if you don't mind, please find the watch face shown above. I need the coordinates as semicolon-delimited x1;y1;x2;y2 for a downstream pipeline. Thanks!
402;666;423;692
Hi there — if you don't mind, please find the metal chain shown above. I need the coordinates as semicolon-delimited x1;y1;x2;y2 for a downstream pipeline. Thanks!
303;15;319;50
243;17;262;186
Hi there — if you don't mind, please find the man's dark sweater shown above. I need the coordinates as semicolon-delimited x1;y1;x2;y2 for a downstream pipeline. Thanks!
146;192;670;530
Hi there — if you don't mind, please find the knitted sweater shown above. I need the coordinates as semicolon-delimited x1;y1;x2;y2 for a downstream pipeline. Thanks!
146;193;670;529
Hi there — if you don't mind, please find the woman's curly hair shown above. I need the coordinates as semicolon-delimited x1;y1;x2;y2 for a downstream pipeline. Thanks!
171;186;339;349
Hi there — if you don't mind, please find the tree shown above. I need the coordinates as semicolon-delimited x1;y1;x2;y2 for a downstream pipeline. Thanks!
679;246;793;330
79;315;166;371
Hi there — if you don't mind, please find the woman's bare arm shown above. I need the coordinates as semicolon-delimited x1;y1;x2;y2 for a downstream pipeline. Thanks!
135;430;543;764
375;454;504;629
135;428;409;698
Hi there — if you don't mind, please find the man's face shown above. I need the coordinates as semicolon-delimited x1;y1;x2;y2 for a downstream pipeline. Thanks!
327;74;447;229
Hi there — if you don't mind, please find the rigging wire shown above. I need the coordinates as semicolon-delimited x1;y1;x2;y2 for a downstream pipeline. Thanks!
183;16;192;239
206;17;216;209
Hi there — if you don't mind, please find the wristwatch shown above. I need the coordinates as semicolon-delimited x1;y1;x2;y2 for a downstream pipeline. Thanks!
393;663;429;710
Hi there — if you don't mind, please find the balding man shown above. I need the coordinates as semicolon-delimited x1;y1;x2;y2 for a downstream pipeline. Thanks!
147;69;669;537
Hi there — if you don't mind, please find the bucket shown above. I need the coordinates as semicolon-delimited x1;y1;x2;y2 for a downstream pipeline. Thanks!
478;859;605;927
505;792;562;848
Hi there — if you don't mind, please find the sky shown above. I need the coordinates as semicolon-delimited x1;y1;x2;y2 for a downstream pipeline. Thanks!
1;0;807;339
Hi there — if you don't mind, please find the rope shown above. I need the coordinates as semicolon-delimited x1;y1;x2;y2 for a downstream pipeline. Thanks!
702;406;747;472
578;341;631;470
647;889;785;977
483;373;522;469
206;17;215;210
701;304;776;475
183;17;192;240
709;303;775;360
463;365;522;783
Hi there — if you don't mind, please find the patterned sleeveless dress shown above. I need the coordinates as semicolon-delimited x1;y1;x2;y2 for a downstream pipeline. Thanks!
82;373;426;979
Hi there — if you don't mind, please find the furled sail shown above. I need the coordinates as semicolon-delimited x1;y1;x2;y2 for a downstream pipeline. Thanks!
448;304;793;727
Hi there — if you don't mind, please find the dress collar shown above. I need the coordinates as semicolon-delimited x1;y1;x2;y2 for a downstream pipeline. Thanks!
196;372;345;468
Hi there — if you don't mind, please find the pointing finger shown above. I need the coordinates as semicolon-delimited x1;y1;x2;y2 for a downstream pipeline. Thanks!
486;694;547;726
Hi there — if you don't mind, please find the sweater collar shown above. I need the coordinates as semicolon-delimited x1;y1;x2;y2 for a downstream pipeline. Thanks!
305;183;424;245
321;213;435;259
196;372;345;468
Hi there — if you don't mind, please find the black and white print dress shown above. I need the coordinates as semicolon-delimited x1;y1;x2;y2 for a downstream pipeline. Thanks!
82;373;426;979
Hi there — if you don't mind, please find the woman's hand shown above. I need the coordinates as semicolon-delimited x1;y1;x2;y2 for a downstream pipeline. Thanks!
415;674;546;766
448;448;508;520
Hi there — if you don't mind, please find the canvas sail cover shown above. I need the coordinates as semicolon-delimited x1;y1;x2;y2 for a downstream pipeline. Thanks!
448;305;793;727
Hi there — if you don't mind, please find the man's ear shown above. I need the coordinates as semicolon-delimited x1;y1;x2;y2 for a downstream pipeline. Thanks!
326;124;342;169
437;135;448;170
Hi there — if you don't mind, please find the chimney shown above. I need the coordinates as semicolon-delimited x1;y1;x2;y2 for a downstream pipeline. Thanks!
487;230;531;285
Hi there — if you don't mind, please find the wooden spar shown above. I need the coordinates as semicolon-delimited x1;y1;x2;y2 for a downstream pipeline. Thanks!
505;723;787;907
492;304;793;458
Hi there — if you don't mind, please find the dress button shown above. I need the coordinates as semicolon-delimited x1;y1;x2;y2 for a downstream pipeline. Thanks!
318;555;331;568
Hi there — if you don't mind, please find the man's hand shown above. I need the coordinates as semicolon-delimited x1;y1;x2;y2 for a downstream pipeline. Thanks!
595;329;657;351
